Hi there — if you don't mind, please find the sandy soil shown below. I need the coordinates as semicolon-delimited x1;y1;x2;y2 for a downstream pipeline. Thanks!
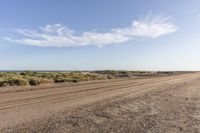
0;73;200;133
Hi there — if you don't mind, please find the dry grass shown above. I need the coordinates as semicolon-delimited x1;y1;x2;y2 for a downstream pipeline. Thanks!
0;71;108;87
0;70;173;87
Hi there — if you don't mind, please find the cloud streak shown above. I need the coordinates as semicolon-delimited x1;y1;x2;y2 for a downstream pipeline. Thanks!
4;16;178;47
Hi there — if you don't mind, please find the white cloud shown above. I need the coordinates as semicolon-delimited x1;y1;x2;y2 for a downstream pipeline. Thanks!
4;16;178;47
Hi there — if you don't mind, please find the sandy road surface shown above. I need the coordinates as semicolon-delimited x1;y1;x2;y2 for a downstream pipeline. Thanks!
1;73;200;133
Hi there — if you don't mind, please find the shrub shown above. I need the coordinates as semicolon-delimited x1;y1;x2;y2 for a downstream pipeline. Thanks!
54;78;78;83
20;71;37;76
107;75;115;79
28;77;52;86
0;77;29;87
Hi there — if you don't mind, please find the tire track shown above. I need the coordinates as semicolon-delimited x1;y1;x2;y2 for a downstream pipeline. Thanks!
0;74;197;111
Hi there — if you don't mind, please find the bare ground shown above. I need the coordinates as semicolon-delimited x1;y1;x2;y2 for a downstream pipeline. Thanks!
1;73;200;133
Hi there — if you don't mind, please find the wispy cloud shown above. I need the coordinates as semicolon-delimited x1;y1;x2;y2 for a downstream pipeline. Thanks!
4;15;178;47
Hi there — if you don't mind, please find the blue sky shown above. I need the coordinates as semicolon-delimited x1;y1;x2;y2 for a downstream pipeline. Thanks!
0;0;200;71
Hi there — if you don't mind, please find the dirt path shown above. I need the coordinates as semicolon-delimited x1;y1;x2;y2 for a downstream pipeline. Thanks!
1;73;200;133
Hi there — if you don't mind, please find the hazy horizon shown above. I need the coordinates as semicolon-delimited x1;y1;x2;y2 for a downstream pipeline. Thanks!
0;0;200;71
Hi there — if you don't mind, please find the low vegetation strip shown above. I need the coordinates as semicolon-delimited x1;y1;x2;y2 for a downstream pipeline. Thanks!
0;71;108;87
0;70;174;87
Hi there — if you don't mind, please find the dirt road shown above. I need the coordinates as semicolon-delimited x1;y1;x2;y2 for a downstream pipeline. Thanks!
1;73;200;133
